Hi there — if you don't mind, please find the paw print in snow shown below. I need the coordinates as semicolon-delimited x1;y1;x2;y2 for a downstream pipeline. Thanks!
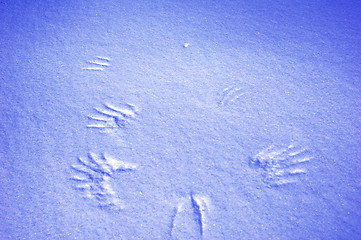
249;144;313;187
70;152;137;210
87;103;138;132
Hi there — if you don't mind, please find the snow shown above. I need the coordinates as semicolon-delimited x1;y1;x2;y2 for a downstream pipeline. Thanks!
0;0;360;239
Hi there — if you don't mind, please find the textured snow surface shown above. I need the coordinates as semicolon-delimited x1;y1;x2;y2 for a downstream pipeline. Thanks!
0;0;360;239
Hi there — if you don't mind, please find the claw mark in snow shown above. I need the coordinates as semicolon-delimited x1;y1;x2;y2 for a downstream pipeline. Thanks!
87;103;138;132
82;56;111;71
218;87;246;106
249;144;312;187
70;152;137;210
169;204;181;237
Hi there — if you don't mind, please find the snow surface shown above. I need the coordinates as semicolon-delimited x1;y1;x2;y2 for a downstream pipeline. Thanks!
0;0;360;239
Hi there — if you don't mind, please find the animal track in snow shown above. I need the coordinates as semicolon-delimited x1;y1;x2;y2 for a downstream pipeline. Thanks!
82;56;111;71
169;193;211;239
249;144;312;187
87;103;138;132
70;152;137;210
217;86;246;106
190;193;210;237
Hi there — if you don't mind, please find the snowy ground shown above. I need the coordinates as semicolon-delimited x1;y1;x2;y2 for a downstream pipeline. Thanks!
0;0;360;239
